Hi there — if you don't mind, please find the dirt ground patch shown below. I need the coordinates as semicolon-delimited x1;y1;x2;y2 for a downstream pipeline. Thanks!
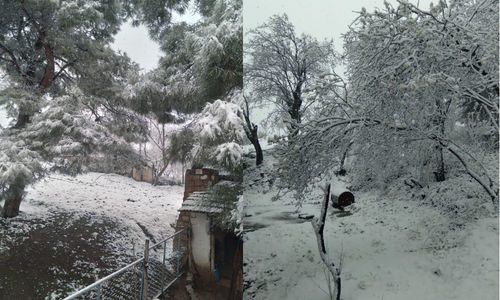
161;270;232;300
0;211;129;299
160;274;191;300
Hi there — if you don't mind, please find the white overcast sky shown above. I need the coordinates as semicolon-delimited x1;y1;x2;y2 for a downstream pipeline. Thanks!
116;0;435;72
243;0;434;130
114;0;435;73
0;0;434;127
111;22;162;72
111;6;201;72
244;0;434;42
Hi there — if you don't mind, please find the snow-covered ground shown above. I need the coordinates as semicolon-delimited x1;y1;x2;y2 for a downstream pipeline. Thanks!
23;172;184;251
242;147;499;300
0;172;184;299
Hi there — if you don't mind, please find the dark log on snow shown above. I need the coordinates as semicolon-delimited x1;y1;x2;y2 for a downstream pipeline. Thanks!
330;187;355;210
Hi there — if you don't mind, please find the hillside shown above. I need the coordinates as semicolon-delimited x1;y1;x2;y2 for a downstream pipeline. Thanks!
0;172;183;299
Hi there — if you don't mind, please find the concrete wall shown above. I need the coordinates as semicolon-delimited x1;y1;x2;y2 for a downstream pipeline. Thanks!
190;212;213;282
142;166;154;183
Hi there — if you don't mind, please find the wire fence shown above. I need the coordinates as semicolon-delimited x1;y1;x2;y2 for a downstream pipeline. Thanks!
62;227;189;300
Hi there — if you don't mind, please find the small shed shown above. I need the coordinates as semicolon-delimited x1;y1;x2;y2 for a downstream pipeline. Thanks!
132;165;155;183
174;169;240;283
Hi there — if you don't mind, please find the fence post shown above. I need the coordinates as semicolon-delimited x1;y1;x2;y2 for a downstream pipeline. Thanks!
161;239;167;293
177;229;182;276
139;239;150;300
133;239;137;300
96;283;101;300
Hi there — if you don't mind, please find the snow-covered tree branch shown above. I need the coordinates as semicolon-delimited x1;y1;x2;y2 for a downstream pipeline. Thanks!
312;183;341;300
191;94;244;178
244;14;337;131
277;0;498;209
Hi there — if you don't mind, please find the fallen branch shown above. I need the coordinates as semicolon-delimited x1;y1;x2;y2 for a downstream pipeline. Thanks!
410;179;423;189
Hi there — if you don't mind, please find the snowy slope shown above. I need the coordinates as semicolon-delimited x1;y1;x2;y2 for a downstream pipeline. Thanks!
2;171;184;265
242;149;499;300
22;172;184;253
0;172;184;299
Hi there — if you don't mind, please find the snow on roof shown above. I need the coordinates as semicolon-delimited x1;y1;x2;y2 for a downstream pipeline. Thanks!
179;180;240;213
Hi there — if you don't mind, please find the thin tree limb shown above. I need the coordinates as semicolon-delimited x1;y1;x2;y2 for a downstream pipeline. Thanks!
312;183;341;300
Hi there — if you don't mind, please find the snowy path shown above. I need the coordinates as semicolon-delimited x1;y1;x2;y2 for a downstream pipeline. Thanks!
243;191;498;300
243;204;317;231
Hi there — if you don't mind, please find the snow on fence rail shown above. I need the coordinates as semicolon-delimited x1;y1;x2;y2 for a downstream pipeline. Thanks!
62;227;189;300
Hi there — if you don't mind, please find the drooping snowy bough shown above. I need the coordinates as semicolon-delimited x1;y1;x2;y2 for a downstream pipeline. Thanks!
312;183;341;300
277;0;499;209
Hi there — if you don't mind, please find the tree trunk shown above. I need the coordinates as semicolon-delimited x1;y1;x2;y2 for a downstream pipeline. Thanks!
13;24;55;128
14;114;32;128
243;121;263;166
4;4;56;216
153;158;170;186
182;164;185;185
312;184;341;300
254;137;263;166
434;145;446;182
242;96;264;166
2;183;25;218
249;125;263;166
290;91;302;124
434;97;448;182
337;141;353;176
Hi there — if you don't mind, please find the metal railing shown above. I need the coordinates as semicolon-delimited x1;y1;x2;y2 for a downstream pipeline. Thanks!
62;227;188;300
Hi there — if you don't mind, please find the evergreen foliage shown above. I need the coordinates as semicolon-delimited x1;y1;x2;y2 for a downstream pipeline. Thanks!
126;0;242;117
191;95;244;178
204;182;242;233
0;0;148;217
126;0;244;180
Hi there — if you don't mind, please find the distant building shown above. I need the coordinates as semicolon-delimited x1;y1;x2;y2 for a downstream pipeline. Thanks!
132;165;155;183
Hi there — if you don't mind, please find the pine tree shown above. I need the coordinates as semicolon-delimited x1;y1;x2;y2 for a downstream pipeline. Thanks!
126;0;243;179
0;0;148;217
191;94;244;179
